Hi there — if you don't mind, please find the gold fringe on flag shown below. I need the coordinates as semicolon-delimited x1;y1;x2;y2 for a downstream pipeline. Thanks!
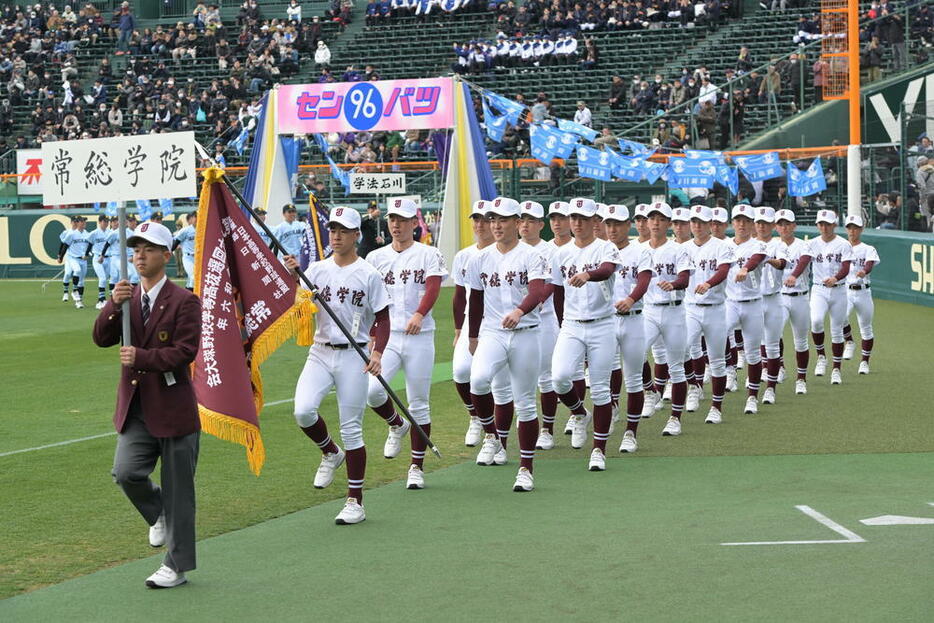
198;404;266;476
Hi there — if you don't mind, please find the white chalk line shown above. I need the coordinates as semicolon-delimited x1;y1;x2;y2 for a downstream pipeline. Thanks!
721;505;866;546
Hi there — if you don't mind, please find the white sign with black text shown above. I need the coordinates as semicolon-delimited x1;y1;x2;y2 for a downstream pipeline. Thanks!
348;173;406;195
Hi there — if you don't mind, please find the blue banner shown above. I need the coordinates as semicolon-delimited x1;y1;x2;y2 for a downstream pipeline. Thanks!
787;159;827;197
299;196;332;270
530;124;562;165
684;149;726;163
735;152;785;182
231;127;250;155
619;139;650;156
159;197;174;216
666;157;716;189
135;199;153;221
576;145;612;181
485;92;526;126
555;130;580;159
611;151;645;182
642;159;667;184
482;98;508;143
716;164;739;195
558;118;599;142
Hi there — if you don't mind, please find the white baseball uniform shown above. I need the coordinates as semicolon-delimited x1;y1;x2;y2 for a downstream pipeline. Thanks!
725;237;767;366
273;219;306;257
612;242;655;394
780;237;813;355
643;240;693;387
759;236;787;363
532;238;559;394
807;235;854;342
103;228;123;285
174;224;197;289
364;242;447;425
684;237;736;378
845;242;880;341
88;225;111;290
60;229;91;286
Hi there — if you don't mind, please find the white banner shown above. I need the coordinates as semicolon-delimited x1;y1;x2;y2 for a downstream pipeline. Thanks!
16;149;44;195
348;173;406;195
41;132;196;206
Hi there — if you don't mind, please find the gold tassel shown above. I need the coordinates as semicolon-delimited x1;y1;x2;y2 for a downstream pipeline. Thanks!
295;289;317;347
198;404;266;476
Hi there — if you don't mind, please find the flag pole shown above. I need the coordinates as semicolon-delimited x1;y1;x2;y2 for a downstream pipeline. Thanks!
214;170;442;459
117;205;131;346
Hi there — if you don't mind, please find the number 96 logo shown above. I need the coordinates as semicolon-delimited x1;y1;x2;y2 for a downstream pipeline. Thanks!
343;83;383;131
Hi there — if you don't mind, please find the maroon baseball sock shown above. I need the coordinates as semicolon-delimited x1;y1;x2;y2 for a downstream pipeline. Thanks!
747;362;762;397
831;341;844;369
494;401;514;448
573;378;587;402
371;399;403;427
540;391;558;433
767;357;781;389
843;324;852;342
684;358;695;386
861;338;874;362
592;403;612;451
692;357;706;387
734;330;744;352
345;447;366;503
795;349;809;380
455;382;476;416
410;423;429;468
558;389;587;415
726;344;736;367
653;363;669;394
301;418;338;454
760;345;767;361
711;375;726;409
812;331;825;355
779;338;785;369
518;419;538;472
610;368;622;410
470;392;496;434
670;381;687;419
642;361;653;391
626;392;643;433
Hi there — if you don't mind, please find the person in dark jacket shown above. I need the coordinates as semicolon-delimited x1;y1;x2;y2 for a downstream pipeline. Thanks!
358;201;389;258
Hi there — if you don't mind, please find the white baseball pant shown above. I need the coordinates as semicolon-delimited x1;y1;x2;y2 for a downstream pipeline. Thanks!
725;299;764;365
294;344;369;450
91;256;109;286
183;254;195;289
63;257;87;286
846;288;874;340
810;286;847;342
453;332;512;404
538;315;559;393
615;313;646;392
367;331;434;426
552;316;616;406
470;327;541;422
686;303;728;377
781;293;810;352
643;304;687;383
761;293;783;360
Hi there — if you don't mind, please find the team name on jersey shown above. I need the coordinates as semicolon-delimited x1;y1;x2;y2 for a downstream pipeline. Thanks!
616;263;642;280
654;261;677;277
314;284;367;307
383;268;427;285
813;252;843;264
479;269;529;288
559;262;599;279
696;258;719;271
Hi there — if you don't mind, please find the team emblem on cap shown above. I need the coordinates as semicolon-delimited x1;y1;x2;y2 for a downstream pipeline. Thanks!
577;200;584;207
336;208;344;216
609;206;616;213
140;223;150;232
395;200;401;207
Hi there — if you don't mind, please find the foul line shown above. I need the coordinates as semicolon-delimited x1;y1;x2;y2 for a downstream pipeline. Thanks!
721;505;866;546
0;432;118;458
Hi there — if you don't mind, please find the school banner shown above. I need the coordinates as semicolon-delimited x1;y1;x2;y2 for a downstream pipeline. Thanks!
276;78;455;134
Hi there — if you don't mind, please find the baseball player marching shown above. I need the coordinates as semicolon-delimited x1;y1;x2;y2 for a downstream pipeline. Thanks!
58;215;92;309
632;204;664;414
672;207;699;409
805;209;853;385
286;206;391;525
753;207;788;406
364;198;447;490
842;215;879;375
172;212;198;291
776;209;813;395
88;214;112;309
466;197;549;492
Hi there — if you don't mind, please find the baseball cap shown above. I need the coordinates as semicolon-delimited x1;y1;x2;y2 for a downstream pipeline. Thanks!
282;203;297;213
487;197;521;217
520;201;545;219
754;206;776;223
127;213;139;222
645;201;672;219
567;197;598;217
633;203;649;219
151;211;163;220
815;209;838;225
671;207;691;222
548;201;569;216
775;209;795;222
603;204;630;222
845;214;864;228
127;221;173;249
255;207;267;215
328;206;361;230
387;197;417;218
471;200;489;218
711;207;729;223
690;205;713;222
596;203;611;220
731;204;754;219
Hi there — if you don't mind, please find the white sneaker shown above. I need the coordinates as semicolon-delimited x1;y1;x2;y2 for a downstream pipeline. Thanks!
563;415;574;435
75;299;85;309
512;466;534;492
476;433;503;465
831;368;842;385
619;430;638;453
570;410;592;449
535;430;554;450
383;418;411;459
70;290;79;302
737;351;746;370
661;416;681;436
726;368;738;392
662;381;673;402
62;292;69;302
641;391;659;418
777;366;786;384
588;448;606;471
334;497;366;525
686;386;700;412
858;361;870;375
406;464;424;490
744;396;758;414
814;355;827;376
705;406;722;424
703;368;712;385
843;341;855;360
493;446;508;465
795;379;807;395
148;513;166;547
145;564;187;589
762;387;776;405
465;416;483;447
313;448;345;489
95;300;106;310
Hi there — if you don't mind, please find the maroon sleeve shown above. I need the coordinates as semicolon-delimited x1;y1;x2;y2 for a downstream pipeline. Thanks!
791;255;811;277
706;263;731;287
371;306;390;354
833;260;851;281
133;295;202;372
517;279;546;314
552;285;564;325
668;269;690;290
743;253;766;271
585;262;617;282
770;258;787;270
416;275;442;316
862;260;875;274
627;270;651;302
92;298;123;348
468;288;484;338
452;284;467;331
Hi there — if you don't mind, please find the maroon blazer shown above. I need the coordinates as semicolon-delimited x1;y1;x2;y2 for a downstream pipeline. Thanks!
93;279;202;438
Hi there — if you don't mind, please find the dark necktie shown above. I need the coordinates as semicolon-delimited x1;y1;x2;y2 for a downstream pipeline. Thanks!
142;293;151;326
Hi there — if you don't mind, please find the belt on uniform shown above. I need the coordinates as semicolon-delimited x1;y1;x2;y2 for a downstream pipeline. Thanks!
692;302;720;307
569;315;613;323
320;342;368;350
616;309;643;316
781;291;806;297
730;298;761;303
848;284;869;291
650;300;683;307
821;283;842;288
510;324;540;331
763;292;779;297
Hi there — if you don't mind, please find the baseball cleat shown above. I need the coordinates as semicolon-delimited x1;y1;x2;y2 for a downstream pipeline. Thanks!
535;430;554;450
75;300;85;309
512;467;534;492
662;381;673;402
736;351;746;370
406;464;425;490
313;448;345;489
743;396;758;414
70;291;79;302
685;386;700;412
831;368;842;385
777;366;786;384
492;446;508;465
570;410;592;449
145;565;187;589
62;293;70;302
843;341;855;360
334;497;366;525
762;387;776;405
705;406;722;424
95;300;106;309
588;448;606;471
383;419;411;459
661;417;681;436
814;355;827;376
563;415;574;435
476;434;503;466
858;361;870;375
464;416;483;447
641;391;660;418
618;430;638;453
726;368;738;392
795;379;808;395
148;513;166;548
